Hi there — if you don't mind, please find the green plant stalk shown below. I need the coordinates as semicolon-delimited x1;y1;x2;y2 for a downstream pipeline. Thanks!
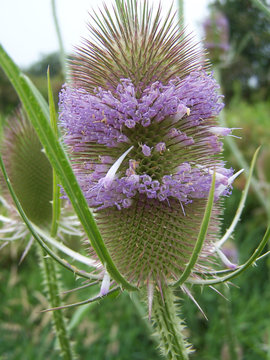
152;285;191;360
221;284;238;360
214;67;270;221
177;0;184;29
47;68;61;238
51;0;67;78
37;246;75;360
251;0;270;19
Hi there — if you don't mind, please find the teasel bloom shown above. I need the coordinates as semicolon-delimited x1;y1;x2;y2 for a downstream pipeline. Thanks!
203;10;230;64
59;0;241;356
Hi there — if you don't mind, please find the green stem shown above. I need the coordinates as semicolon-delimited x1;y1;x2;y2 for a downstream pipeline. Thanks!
177;0;184;29
221;284;238;360
152;285;191;360
51;0;67;79
251;0;270;19
37;246;75;359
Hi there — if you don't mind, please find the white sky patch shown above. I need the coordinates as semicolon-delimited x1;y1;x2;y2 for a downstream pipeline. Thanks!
0;0;211;68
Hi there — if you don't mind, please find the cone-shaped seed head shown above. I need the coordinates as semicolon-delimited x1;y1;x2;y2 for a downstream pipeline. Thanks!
1;109;53;226
59;0;236;287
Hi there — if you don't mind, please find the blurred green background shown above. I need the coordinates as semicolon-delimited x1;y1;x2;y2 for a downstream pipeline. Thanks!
1;0;270;359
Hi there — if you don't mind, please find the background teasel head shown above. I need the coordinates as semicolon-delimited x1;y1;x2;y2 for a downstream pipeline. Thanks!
203;10;230;64
0;108;81;253
59;0;239;290
1;108;53;227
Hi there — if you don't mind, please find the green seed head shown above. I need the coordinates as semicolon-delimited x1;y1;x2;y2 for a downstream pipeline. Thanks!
1;109;53;227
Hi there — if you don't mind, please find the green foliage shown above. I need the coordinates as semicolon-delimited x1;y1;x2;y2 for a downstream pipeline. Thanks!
0;68;19;115
27;53;62;77
211;0;270;102
0;53;63;116
224;100;270;192
0;248;160;360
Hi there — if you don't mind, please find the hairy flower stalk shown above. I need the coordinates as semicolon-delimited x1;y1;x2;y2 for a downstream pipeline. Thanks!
59;0;239;357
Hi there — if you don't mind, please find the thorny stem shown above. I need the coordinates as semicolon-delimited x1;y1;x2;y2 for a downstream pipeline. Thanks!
151;285;191;360
37;246;75;360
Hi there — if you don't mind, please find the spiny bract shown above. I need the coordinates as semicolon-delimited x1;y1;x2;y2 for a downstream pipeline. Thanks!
59;0;237;288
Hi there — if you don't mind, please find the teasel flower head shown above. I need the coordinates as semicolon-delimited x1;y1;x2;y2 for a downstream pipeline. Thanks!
203;10;230;64
59;0;239;290
1;109;53;226
0;109;81;259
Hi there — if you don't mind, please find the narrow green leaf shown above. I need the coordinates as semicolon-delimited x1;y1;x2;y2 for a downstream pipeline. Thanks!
216;147;261;249
42;287;121;312
172;171;216;287
32;224;98;268
47;67;61;238
0;45;137;291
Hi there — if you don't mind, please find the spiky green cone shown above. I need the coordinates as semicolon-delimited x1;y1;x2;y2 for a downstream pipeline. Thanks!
1;109;53;226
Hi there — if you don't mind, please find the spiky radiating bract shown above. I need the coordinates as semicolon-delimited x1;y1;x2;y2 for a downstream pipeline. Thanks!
71;0;203;92
59;0;235;287
1;109;53;226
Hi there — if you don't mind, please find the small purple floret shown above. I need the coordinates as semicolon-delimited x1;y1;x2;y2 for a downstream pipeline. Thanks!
141;144;152;157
